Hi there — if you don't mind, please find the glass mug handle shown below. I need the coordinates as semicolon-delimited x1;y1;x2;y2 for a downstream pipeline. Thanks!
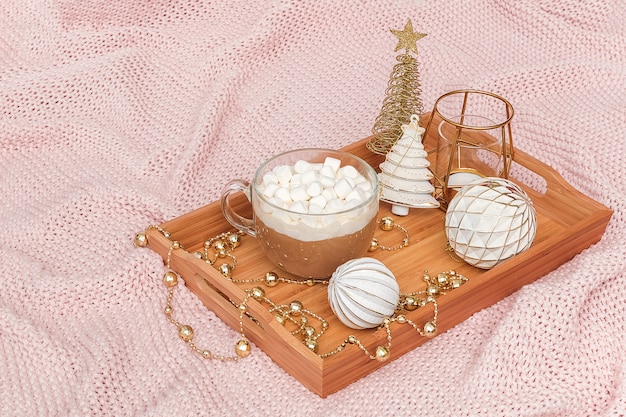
220;179;256;237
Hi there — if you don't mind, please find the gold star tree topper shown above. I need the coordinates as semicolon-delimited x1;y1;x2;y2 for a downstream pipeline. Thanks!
391;19;426;54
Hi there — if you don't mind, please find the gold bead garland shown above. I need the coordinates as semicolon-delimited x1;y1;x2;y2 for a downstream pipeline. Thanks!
134;217;469;362
368;216;410;252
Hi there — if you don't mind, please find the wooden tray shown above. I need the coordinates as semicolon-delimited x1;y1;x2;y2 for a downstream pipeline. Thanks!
145;112;612;398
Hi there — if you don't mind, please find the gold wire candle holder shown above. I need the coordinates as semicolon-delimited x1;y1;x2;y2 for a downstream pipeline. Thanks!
423;89;515;208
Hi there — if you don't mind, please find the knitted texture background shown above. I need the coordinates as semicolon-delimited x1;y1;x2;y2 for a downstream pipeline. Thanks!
1;0;625;415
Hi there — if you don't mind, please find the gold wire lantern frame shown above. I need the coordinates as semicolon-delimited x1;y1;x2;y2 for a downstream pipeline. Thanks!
423;89;515;208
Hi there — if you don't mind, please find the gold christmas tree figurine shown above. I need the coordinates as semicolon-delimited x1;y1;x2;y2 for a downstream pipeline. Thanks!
367;19;427;155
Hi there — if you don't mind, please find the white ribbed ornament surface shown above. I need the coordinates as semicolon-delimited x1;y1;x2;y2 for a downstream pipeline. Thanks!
327;258;400;329
445;177;537;269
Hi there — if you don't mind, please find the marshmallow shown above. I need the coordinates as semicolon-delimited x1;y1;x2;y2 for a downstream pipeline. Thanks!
273;186;292;204
284;211;301;224
290;185;309;202
322;188;337;201
338;164;359;179
300;169;318;185
356;180;373;193
262;172;278;187
326;198;345;213
268;196;285;209
301;216;320;228
290;173;302;186
289;200;308;214
309;194;327;209
273;165;293;185
319;175;335;189
311;163;324;172
345;187;366;204
293;159;312;174
334;178;353;199
261;181;280;198
308;203;324;214
352;173;367;185
306;181;323;197
319;165;335;179
344;198;361;210
323;156;341;173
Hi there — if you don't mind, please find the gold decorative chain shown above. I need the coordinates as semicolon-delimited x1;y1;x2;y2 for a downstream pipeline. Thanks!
134;217;468;362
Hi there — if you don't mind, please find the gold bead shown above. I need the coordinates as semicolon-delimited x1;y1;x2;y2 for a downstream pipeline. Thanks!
264;272;279;287
347;335;357;344
227;233;241;249
171;241;181;250
321;320;329;330
289;300;304;315
202;350;211;359
383;317;391;326
134;232;148;247
192;251;204;260
250;286;265;300
302;325;316;338
368;238;379;252
275;313;287;325
379;216;394;231
304;338;318;353
403;295;419;311
178;324;194;342
164;305;173;315
306;279;315;287
423;321;437;337
396;314;407;324
427;285;440;296
163;271;178;288
235;339;252;357
218;263;232;278
375;345;390;361
203;240;212;248
213;240;227;257
451;278;464;288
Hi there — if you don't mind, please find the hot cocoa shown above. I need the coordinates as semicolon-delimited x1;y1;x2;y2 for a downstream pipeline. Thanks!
256;215;377;278
221;148;379;278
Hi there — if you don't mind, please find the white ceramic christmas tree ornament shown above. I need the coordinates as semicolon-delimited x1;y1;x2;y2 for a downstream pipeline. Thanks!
445;177;537;269
327;258;400;330
378;114;439;215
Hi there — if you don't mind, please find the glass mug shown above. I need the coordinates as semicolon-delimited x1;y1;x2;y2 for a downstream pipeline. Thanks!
220;148;379;278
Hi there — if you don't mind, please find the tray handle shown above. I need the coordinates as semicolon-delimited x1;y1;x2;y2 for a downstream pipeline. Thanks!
509;146;609;221
147;231;322;362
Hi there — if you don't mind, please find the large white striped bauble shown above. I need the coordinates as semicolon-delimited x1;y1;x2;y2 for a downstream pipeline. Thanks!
327;258;400;329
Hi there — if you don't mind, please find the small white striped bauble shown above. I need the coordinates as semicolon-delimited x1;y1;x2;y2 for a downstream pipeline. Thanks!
327;257;400;329
445;177;537;269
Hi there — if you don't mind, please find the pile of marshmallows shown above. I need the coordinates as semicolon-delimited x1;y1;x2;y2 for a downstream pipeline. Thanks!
256;157;377;238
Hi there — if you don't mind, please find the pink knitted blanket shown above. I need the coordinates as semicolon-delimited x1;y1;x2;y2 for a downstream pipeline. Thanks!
1;1;625;415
